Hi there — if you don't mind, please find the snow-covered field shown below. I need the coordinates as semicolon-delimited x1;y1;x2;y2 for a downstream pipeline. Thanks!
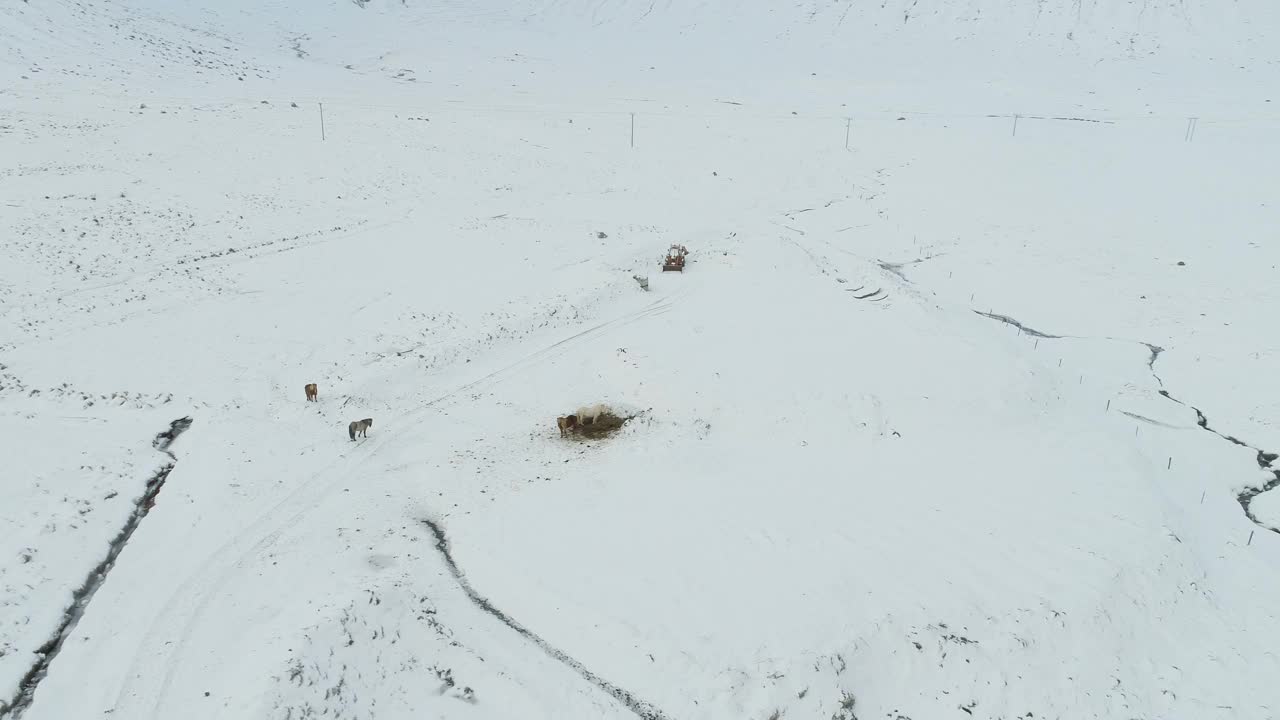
2;1;1279;718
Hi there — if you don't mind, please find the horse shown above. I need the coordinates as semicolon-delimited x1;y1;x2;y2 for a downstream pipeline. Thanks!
348;418;373;440
304;383;318;402
575;404;607;426
557;414;579;437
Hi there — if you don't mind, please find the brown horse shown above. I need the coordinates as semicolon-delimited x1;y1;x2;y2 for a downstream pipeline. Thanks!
556;414;579;437
304;383;318;402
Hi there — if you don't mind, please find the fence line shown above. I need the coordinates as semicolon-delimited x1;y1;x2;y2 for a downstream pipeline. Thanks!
9;89;1280;150
10;88;1280;126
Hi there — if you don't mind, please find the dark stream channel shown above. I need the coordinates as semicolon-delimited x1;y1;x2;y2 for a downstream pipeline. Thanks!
0;417;192;719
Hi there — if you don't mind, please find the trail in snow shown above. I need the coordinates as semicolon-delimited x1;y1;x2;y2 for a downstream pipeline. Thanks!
104;296;679;719
0;417;192;720
420;518;672;720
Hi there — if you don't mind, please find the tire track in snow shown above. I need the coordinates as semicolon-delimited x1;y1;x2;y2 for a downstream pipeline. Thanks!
118;294;682;718
975;310;1279;534
420;518;671;720
2;417;191;720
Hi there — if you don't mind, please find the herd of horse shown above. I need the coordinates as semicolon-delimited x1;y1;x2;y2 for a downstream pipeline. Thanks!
310;246;675;442
306;383;606;442
556;404;608;436
302;382;373;442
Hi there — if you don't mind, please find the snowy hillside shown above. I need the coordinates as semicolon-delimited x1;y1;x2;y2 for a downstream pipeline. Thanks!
2;1;1279;719
6;0;1279;112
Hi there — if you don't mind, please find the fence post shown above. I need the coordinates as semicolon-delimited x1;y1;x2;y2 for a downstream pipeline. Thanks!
844;117;851;150
1012;114;1019;137
630;112;635;149
319;102;326;141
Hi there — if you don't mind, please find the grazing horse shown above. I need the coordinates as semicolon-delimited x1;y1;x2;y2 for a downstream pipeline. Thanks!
348;418;373;440
304;383;318;402
575;404;607;426
557;414;579;437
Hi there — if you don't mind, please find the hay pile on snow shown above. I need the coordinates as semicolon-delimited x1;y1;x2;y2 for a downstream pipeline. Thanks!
562;403;644;440
572;410;629;438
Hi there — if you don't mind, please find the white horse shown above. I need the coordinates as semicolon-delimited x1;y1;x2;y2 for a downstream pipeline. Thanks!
575;404;608;425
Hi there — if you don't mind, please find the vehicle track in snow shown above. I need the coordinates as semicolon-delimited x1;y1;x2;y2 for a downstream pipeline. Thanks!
111;293;685;719
2;417;191;720
420;518;671;720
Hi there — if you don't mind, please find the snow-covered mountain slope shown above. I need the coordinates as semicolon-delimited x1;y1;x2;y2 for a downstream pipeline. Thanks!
5;0;1278;112
2;1;1279;719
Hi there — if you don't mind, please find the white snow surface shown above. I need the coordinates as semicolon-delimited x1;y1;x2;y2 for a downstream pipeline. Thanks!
2;1;1280;719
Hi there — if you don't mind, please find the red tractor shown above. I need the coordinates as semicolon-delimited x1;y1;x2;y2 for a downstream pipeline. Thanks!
662;244;689;272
